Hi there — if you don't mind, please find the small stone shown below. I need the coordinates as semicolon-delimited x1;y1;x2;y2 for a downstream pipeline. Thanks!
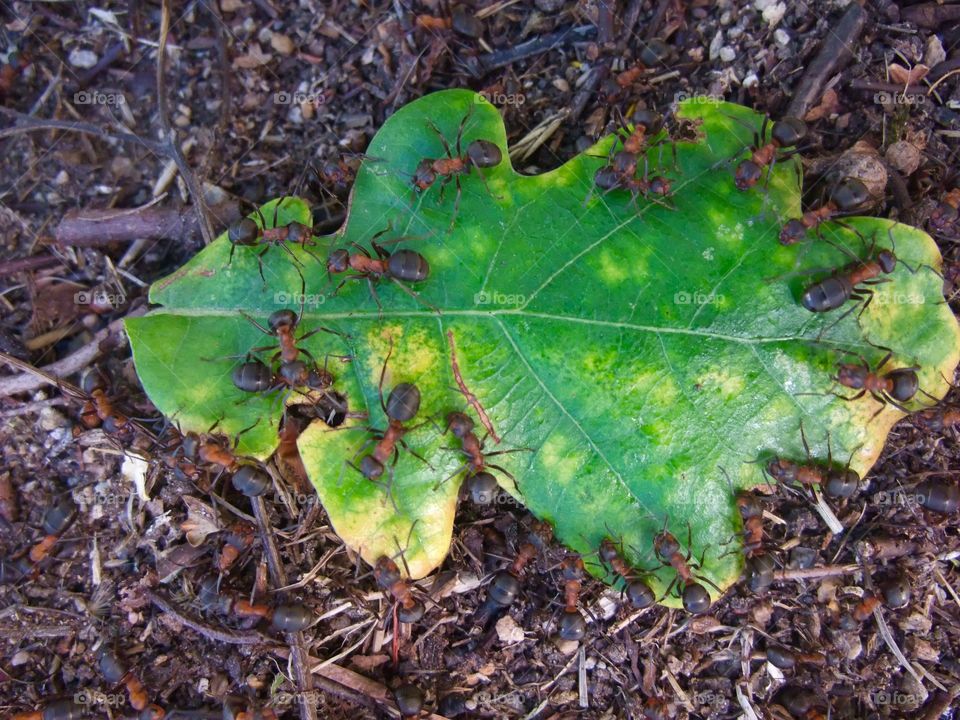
924;35;946;68
886;140;921;176
270;33;295;55
11;650;33;666
719;46;736;63
709;31;724;61
39;407;69;431
743;71;759;88
495;615;526;644
774;28;791;46
762;2;787;26
69;48;98;69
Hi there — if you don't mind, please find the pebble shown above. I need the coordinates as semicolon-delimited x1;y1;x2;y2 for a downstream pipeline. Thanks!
885;140;921;176
495;615;526;644
39;407;69;431
719;46;736;62
709;31;724;61
743;71;759;88
68;48;98;69
774;28;791;46
761;1;787;26
270;33;295;55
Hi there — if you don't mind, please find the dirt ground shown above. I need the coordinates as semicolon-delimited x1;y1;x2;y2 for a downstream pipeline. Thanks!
1;0;960;718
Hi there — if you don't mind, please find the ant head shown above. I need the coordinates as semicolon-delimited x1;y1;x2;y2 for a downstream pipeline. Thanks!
413;159;436;188
735;492;763;519
631;107;662;132
779;219;807;246
627;580;656;609
466;140;502;169
561;555;585;580
445;411;474;438
327;248;350;274
887;368;919;402
598;538;619;563
766;458;796;484
228;217;260;246
361;455;385;480
612;150;638;176
877;249;897;274
836;362;868;389
306;368;334;391
653;531;679;560
642;698;672;720
824;469;860;499
374;555;401;585
594;166;622;191
268;309;297;332
386;383;421;422
681;582;711;614
771;116;807;147
832;177;870;212
648;176;671;197
232;464;271;497
80;367;108;395
734;160;763;190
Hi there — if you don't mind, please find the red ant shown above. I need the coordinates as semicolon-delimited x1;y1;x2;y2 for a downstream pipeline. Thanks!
556;555;587;641
218;520;256;573
198;577;313;632
732;115;806;191
719;468;780;591
374;555;426;623
174;428;272;498
913;405;960;432
475;521;552;625
28;497;74;566
441;411;530;490
349;342;431;509
411;107;503;227
227;197;320;283
764;644;827;670
241;299;341;369
97;646;163;716
779;178;871;245
326;225;435;312
762;424;861;498
830;348;928;418
599;538;656;609
653;523;719;614
11;699;84;720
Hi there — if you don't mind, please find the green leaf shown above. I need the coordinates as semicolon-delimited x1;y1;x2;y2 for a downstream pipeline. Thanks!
127;90;959;605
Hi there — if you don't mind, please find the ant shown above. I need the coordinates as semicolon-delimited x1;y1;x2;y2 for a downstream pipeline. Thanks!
653;523;719;614
830;348;927;418
218;520;256;573
11;699;84;720
411;107;503;226
441;411;530;489
350;342;430;509
763;424;861;498
393;684;424;720
374;555;426;623
774;686;829;720
779;178;871;245
197;577;313;632
928;186;960;237
732;115;807;191
28;497;75;565
598;538;656;609
764;644;826;670
556;555;587;641
76;367;132;435
97;645;162;716
474;521;553;625
241;302;341;369
175;429;272;498
326;225;435;312
227;197;319;283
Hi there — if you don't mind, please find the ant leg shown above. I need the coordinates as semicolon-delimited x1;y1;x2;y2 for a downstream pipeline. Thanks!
377;336;395;416
367;278;384;316
239;311;274;337
388;277;440;314
396;439;435;470
427;120;455;159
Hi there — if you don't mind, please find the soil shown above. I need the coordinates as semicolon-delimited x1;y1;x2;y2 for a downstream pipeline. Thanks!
1;1;960;719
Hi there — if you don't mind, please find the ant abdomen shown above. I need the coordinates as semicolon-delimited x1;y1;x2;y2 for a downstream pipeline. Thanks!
393;684;424;718
627;579;656;609
745;554;775;592
558;609;587;640
386;383;421;422
801;275;853;312
43;498;74;536
232;464;271;497
770;117;807;147
387;249;430;283
766;644;796;669
917;479;959;514
271;604;313;632
681;582;711;614
361;455;385;479
228;217;260;246
232;360;274;393
886;368;918;402
98;647;128;683
398;599;425;623
832;177;870;212
466;139;502;169
824;468;859;498
466;471;498;504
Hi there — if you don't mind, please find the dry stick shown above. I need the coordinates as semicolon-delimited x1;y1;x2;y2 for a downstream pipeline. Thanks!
446;330;501;443
157;0;214;247
0;108;169;155
785;2;866;120
55;201;241;247
0;254;62;274
146;591;275;645
773;564;859;581
250;489;318;720
0;306;146;397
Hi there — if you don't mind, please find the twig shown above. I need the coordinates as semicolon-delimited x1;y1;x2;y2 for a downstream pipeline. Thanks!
446;330;500;443
478;25;596;71
55;201;240;247
773;564;859;581
147;591;275;645
0;254;62;274
0;108;169;155
786;3;866;120
0;306;146;397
